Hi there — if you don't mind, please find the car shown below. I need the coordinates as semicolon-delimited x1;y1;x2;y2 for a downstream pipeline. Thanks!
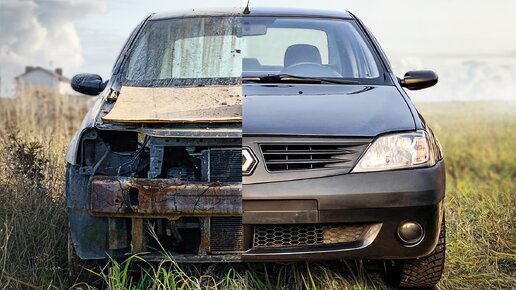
66;8;244;282
67;6;445;288
240;7;445;289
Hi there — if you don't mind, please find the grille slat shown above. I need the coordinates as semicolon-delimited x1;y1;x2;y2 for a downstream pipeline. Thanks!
263;150;354;155
261;142;368;172
265;158;350;165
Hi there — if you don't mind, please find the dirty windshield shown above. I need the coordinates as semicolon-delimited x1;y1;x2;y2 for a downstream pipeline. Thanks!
242;17;386;85
124;17;241;87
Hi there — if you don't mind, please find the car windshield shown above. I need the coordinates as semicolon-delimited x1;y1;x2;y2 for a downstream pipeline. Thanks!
241;17;385;84
122;16;385;87
123;16;242;87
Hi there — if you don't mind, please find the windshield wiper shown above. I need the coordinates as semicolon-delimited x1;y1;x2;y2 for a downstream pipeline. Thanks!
244;74;361;85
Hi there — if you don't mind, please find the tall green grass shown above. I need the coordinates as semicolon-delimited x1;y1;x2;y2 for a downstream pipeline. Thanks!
0;94;514;289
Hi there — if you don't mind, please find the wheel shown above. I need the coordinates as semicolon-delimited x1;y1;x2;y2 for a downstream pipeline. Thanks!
68;233;107;288
384;216;446;289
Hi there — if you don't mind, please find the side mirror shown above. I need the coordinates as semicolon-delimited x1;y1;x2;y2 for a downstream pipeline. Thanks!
71;73;107;96
400;70;438;90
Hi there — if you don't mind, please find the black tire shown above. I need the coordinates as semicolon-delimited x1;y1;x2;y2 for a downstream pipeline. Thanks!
68;233;107;288
384;217;446;289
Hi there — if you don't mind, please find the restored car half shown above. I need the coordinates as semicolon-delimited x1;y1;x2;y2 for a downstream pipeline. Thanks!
241;7;445;289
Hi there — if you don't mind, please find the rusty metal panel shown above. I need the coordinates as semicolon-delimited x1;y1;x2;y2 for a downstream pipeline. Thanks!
89;176;242;217
198;217;211;255
136;253;242;263
131;218;146;253
108;218;130;251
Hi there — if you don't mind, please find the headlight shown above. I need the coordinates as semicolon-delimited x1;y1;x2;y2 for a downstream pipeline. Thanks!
352;131;435;173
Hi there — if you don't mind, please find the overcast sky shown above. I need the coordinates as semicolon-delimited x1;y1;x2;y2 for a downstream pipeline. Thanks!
1;0;515;100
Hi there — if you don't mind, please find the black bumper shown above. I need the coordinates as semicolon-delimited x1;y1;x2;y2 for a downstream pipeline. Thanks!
241;160;445;261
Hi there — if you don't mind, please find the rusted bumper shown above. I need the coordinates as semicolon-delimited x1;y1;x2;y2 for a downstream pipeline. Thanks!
89;177;242;217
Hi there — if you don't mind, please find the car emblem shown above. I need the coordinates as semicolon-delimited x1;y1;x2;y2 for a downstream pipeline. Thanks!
242;147;258;175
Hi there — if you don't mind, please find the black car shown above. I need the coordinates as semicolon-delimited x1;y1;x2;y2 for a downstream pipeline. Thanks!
67;6;445;288
241;7;445;288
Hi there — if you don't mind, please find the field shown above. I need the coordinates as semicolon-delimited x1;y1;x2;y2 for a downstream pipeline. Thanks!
0;93;514;289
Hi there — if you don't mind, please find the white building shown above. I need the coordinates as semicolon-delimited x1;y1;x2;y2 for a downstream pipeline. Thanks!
15;66;75;96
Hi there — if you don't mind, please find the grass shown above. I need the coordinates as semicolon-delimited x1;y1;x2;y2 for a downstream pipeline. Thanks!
416;101;515;289
0;92;514;289
0;91;90;289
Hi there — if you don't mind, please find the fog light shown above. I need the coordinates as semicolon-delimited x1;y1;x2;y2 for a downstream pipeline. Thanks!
397;221;424;245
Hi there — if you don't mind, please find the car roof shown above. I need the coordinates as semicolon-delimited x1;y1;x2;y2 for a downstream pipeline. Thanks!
245;7;353;19
150;7;353;20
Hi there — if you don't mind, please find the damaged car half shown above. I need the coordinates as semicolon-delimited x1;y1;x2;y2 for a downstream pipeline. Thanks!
66;9;243;279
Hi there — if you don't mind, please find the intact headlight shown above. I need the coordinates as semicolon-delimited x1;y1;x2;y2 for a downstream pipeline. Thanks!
352;131;435;173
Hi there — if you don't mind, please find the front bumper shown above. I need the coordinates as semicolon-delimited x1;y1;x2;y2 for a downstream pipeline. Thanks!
241;160;445;261
72;160;444;262
89;177;241;217
242;203;444;261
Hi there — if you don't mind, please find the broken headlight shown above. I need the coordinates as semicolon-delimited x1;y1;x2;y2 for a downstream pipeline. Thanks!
352;131;435;173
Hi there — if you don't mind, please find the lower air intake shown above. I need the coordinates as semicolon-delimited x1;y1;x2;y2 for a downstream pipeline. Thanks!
253;224;370;248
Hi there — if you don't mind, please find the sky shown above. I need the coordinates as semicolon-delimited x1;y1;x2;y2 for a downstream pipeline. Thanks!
1;0;515;101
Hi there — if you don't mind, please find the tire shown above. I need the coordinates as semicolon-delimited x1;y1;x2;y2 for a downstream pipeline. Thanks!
384;217;446;289
68;233;107;288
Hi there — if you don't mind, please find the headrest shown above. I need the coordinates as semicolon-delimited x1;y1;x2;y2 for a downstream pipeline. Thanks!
284;44;322;67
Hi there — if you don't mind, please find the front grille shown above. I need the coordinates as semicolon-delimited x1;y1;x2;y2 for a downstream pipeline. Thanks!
210;217;243;253
253;224;369;248
260;142;369;172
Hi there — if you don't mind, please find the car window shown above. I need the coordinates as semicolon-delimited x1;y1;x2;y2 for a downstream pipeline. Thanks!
245;28;329;66
122;16;385;87
242;17;383;83
124;17;241;87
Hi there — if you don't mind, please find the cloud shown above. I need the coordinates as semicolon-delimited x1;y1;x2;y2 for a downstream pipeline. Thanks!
0;0;106;95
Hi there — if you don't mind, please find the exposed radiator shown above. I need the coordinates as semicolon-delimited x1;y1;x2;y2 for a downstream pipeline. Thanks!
210;217;243;253
202;148;241;182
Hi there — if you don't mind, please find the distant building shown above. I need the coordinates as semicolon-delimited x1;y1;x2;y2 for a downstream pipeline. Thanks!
15;66;75;96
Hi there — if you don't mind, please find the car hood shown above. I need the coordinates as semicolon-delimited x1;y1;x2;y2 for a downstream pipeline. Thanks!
243;84;415;137
102;86;241;123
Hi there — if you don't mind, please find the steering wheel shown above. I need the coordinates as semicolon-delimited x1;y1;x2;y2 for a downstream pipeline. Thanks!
280;62;343;78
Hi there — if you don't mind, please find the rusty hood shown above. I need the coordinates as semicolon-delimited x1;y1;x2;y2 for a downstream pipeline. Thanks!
102;86;241;123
